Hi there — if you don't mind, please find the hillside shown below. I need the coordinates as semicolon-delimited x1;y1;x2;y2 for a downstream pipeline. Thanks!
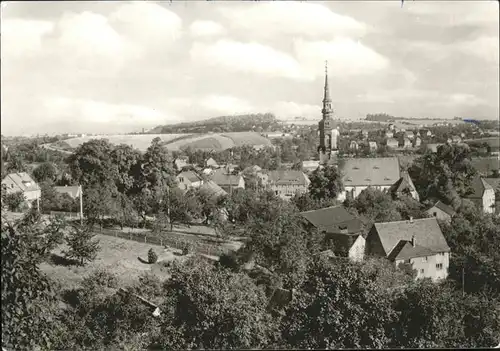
149;113;279;134
46;132;272;153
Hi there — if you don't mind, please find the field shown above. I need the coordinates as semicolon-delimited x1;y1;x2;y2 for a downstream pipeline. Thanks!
51;132;272;152
39;234;180;289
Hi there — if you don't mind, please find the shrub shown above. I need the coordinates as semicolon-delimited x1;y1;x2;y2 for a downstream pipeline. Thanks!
148;248;158;264
83;268;119;289
182;243;193;256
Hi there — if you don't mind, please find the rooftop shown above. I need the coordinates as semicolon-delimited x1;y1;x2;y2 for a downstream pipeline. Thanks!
300;205;363;235
372;217;450;257
177;170;202;183
2;172;40;192
268;170;309;186
341;157;401;187
388;240;435;261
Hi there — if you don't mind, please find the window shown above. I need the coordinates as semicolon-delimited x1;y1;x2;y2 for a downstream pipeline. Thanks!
179;177;184;183
420;269;425;274
423;256;428;262
436;263;443;270
433;212;437;217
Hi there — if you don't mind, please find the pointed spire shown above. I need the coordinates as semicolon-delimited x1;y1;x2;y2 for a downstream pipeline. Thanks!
323;60;331;103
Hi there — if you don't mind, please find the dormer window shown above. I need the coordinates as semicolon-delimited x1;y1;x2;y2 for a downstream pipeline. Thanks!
352;166;359;170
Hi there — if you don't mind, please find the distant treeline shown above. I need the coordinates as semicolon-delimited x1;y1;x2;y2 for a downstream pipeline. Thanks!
149;113;281;134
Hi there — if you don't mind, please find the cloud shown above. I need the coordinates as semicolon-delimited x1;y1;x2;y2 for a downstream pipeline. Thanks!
200;95;254;115
190;20;225;38
445;93;488;107
293;38;390;77
43;96;177;125
190;39;305;80
1;19;54;58
219;2;366;39
54;11;141;69
109;2;182;46
455;36;499;64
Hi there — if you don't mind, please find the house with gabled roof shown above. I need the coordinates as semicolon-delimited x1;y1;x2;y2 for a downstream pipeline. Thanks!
386;138;399;149
483;178;500;216
404;131;415;140
338;157;414;201
464;174;495;214
2;172;41;208
301;205;365;261
173;156;190;170
368;141;377;151
267;170;310;200
205;157;219;169
211;168;245;194
54;185;82;199
388;172;420;201
365;218;451;281
385;130;394;139
425;201;456;222
176;170;203;191
399;137;412;148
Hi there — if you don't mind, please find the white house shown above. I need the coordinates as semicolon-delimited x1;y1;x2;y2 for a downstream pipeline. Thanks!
365;218;451;281
338;157;414;201
2;172;41;209
267;170;310;200
176;171;203;191
464;175;496;214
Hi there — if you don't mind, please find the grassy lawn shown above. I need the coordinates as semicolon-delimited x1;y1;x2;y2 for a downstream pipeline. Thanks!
40;234;186;289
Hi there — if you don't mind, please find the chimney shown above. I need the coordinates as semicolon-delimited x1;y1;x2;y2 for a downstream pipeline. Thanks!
411;235;416;247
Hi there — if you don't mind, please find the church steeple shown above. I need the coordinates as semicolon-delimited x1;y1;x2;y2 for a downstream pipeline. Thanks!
322;61;333;118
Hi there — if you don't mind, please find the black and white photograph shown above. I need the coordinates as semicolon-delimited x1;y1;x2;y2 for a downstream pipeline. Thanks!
1;0;499;349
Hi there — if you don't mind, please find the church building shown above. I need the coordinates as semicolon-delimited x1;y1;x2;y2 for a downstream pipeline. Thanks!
317;62;340;165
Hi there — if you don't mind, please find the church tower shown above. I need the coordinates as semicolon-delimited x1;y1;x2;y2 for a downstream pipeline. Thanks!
318;61;339;165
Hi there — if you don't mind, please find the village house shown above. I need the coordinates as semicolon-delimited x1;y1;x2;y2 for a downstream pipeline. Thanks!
301;206;365;262
425;201;456;223
176;170;203;191
385;130;394;139
388;172;420;201
365;218;451;281
173;156;190;170
211;168;245;194
386;138;399;149
54;185;82;200
419;129;432;138
388;123;395;131
400;137;412;148
464;174;496;214
302;160;320;173
413;136;422;147
360;130;369;139
205;157;219;169
368;141;378;152
1;172;41;209
337;157;418;201
267;170;310;200
451;136;462;144
349;140;359;151
404;131;415;140
484;178;500;216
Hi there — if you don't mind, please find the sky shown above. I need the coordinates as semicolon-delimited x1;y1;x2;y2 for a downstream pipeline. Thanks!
1;0;499;136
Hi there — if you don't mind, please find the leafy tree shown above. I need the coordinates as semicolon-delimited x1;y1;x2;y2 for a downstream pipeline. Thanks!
110;144;142;194
409;144;477;203
63;224;100;266
136;137;176;193
83;184;117;227
345;187;402;223
67;139;119;188
1;211;66;350
33;162;58;183
291;192;340;212
3;191;26;212
153;259;279;349
392;280;500;348
308;165;344;201
281;257;397;349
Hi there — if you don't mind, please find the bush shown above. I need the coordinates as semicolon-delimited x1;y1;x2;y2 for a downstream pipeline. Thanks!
82;268;119;289
182;243;193;256
148;248;158;264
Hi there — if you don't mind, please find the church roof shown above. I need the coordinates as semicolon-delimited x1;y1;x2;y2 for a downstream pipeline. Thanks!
341;157;401;187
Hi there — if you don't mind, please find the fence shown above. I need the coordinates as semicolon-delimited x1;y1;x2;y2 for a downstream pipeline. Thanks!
95;227;231;257
50;211;81;218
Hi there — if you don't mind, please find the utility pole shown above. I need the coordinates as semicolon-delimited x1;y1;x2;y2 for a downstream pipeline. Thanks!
462;267;465;297
79;185;83;225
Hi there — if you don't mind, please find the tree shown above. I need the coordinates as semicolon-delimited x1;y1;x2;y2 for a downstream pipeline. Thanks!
409;144;477;204
281;257;397;349
346;187;402;223
153;259;279;349
148;248;158;264
308;165;344;201
110;144;142;194
1;211;67;350
3;191;26;212
63;224;100;266
83;184;117;227
291;192;340;212
33;162;58;183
